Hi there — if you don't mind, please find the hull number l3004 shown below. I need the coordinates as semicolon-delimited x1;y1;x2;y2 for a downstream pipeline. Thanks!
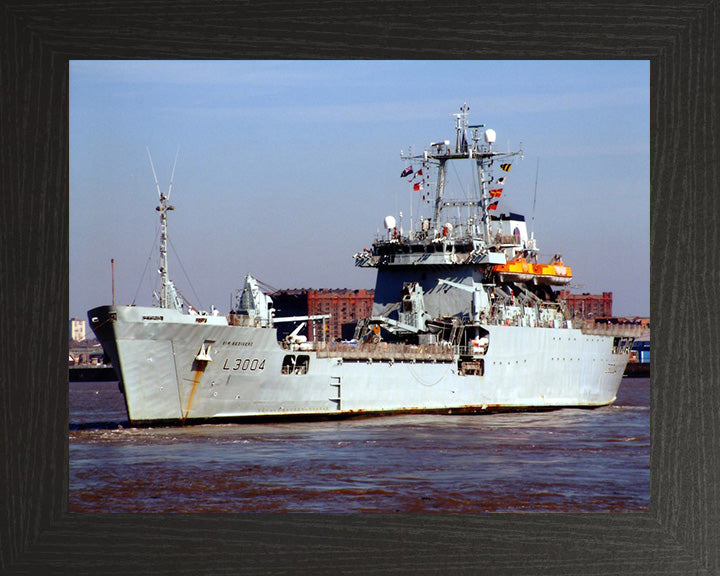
222;358;266;372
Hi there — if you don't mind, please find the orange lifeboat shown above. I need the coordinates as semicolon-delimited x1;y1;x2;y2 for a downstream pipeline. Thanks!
493;257;534;283
493;257;572;286
532;261;572;285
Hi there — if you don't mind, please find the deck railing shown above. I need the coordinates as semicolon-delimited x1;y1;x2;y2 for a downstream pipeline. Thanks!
577;321;645;337
311;341;456;362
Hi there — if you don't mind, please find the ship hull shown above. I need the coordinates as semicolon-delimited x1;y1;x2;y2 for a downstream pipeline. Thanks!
89;305;628;425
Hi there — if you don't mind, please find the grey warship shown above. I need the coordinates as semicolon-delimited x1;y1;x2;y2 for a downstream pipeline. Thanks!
88;105;636;425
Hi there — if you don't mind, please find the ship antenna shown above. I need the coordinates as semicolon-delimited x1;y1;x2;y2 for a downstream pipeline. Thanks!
531;157;539;237
167;145;180;201
146;147;163;200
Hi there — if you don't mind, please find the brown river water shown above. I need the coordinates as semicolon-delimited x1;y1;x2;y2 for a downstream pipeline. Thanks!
69;377;649;512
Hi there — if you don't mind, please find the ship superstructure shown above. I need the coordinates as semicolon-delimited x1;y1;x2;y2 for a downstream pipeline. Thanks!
88;105;638;425
353;104;576;371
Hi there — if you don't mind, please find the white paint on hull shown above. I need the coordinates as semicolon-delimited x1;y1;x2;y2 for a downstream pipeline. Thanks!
90;305;628;424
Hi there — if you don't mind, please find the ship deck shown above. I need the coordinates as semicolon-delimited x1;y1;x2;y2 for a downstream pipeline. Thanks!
296;321;643;362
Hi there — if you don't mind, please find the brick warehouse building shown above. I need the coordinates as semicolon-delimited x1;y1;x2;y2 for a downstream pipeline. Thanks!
270;288;375;341
557;291;613;319
308;289;374;341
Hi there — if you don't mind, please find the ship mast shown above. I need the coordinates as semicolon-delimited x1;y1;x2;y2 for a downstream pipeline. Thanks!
475;133;493;244
432;158;447;226
157;188;175;308
402;104;521;245
432;103;470;228
148;147;181;310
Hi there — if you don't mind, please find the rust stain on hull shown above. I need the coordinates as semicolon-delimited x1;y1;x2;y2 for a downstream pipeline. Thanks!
182;368;204;422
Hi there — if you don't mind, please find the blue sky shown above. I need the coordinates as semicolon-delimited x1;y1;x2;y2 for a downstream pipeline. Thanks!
70;60;649;320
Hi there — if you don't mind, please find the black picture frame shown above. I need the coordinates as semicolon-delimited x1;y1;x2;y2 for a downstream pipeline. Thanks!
2;1;716;574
